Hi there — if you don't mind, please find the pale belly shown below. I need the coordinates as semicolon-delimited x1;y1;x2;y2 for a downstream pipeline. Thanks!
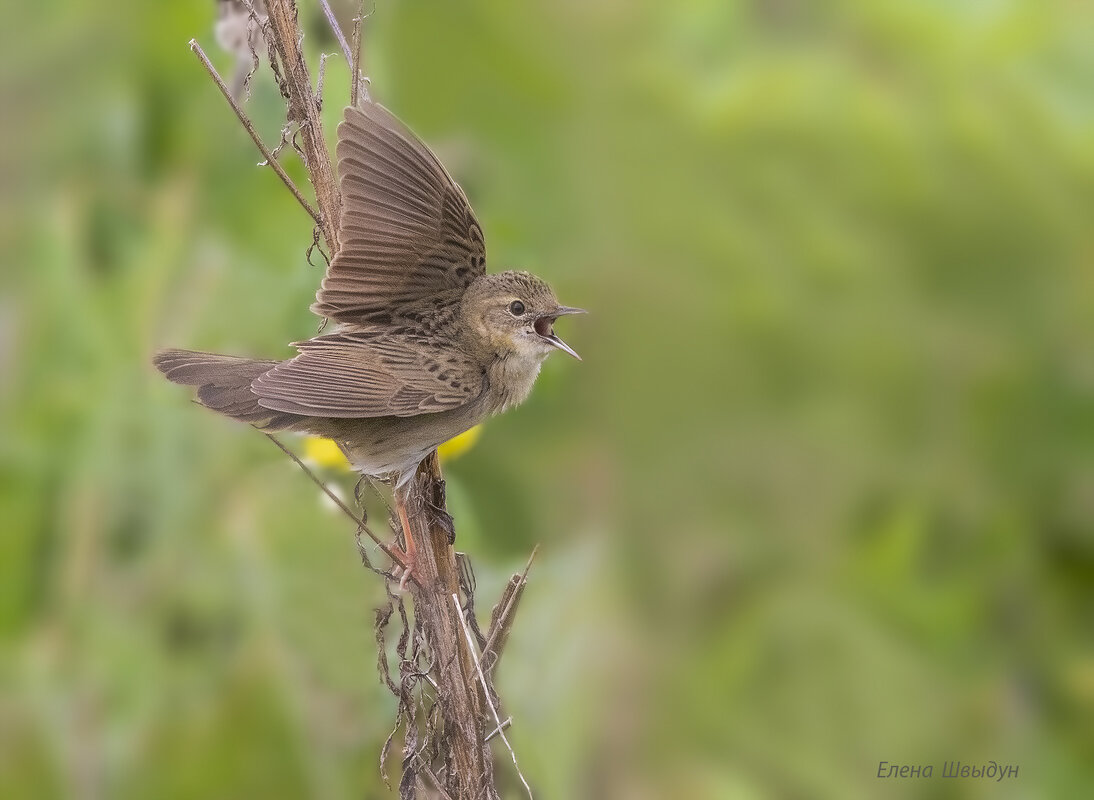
314;402;483;485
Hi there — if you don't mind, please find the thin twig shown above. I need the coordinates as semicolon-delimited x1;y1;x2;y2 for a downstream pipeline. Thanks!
451;593;533;799
350;0;369;106
415;760;456;800
316;51;331;109
482;544;539;670
483;717;512;744
263;0;341;251
263;433;418;586
189;39;323;228
318;0;353;66
261;122;292;164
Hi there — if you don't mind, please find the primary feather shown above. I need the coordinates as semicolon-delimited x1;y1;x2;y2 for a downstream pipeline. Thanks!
311;103;487;322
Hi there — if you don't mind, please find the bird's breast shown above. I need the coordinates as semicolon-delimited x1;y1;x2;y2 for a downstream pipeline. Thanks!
486;351;544;413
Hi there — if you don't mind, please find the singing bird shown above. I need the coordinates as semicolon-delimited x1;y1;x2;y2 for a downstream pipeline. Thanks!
154;100;583;585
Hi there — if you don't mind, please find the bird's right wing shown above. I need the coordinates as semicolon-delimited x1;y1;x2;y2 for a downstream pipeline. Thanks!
251;331;484;418
312;102;487;323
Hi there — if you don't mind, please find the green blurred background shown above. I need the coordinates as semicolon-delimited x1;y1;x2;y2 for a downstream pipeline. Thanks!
3;1;1093;797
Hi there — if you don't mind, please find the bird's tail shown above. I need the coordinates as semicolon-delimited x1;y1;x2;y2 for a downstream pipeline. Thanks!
153;349;301;429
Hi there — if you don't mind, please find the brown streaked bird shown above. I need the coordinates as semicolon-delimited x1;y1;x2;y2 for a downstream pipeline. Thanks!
154;99;583;586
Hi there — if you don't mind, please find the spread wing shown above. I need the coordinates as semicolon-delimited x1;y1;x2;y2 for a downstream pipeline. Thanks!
251;331;484;418
312;102;487;322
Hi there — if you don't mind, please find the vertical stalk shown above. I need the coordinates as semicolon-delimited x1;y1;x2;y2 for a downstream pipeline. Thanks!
263;0;341;252
194;4;536;796
402;453;497;797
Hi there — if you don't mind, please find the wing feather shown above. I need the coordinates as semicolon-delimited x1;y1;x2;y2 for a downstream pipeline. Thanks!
251;332;484;418
312;102;486;322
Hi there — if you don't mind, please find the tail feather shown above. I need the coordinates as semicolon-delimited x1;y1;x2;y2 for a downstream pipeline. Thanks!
154;348;301;429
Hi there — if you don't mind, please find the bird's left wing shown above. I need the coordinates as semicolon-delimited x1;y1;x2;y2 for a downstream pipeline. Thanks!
251;331;484;418
312;101;487;322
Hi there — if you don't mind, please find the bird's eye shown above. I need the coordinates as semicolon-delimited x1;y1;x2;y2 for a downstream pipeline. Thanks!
508;300;525;316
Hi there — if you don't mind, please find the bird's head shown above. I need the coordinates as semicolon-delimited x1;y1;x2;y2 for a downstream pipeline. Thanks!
461;271;585;362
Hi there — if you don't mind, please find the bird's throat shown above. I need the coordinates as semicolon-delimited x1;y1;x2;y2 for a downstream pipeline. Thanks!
488;349;545;412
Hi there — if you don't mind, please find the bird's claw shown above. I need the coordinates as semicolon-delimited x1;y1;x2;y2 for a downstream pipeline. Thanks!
390;548;416;592
397;563;414;592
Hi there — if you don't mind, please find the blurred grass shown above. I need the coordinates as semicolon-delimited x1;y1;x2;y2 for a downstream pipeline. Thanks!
3;1;1094;798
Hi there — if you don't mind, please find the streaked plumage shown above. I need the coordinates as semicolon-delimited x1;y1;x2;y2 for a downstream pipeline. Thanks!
155;98;582;578
313;102;486;321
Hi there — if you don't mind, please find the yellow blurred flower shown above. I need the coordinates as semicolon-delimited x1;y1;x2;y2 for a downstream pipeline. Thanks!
438;425;482;463
304;436;350;470
302;424;483;471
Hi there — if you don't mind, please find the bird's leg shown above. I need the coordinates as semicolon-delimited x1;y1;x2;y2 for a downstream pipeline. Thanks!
391;484;418;591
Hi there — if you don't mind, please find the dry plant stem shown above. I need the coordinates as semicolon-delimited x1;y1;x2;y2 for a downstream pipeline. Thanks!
316;52;330;108
484;716;512;743
403;453;498;798
319;0;353;66
452;593;534;799
264;0;341;251
190;39;323;228
415;760;455;800
483;544;538;675
263;433;418;586
350;2;368;106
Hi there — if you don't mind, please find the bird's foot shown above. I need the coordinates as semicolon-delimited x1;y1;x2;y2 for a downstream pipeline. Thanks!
390;548;416;592
391;492;419;592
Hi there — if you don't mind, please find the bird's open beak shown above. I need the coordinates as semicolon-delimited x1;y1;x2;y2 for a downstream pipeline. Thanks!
534;306;586;360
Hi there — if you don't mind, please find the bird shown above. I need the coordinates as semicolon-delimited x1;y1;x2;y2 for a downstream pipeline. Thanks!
154;98;583;587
